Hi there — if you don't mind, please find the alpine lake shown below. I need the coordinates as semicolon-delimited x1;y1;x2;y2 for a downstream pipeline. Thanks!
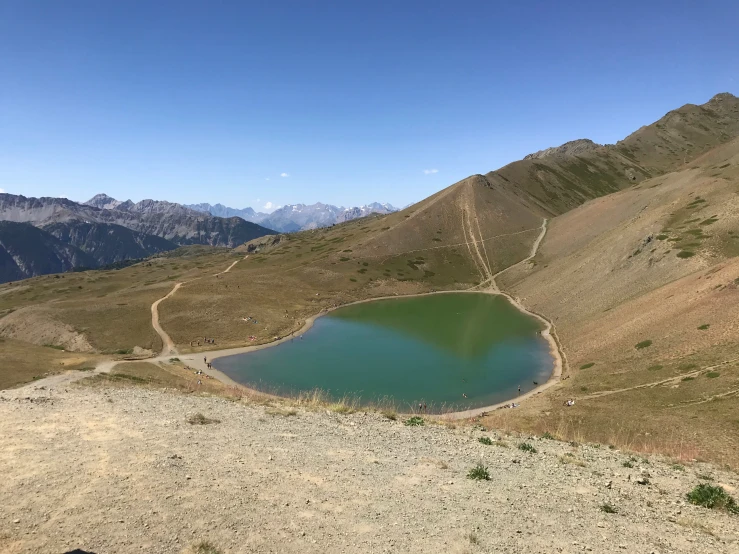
214;293;554;413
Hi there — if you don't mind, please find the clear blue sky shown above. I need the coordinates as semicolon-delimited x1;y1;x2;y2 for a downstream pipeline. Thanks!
1;1;737;211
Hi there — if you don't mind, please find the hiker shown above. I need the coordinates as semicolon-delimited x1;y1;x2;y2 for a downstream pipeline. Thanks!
418;403;422;412
197;379;202;385
204;356;207;364
423;403;427;412
518;385;521;395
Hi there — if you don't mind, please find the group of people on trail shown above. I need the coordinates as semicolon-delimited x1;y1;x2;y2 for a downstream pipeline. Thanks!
417;403;428;413
565;399;575;407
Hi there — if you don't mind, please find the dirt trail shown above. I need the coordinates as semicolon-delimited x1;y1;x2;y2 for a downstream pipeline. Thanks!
491;218;548;284
578;356;739;401
459;188;495;289
151;255;249;357
151;283;183;356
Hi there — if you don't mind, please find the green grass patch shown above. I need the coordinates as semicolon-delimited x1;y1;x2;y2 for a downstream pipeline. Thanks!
647;365;663;371
697;324;710;330
478;436;494;445
518;442;537;453
682;376;695;382
580;362;595;369
635;340;652;349
467;463;490;481
655;234;669;240
677;250;696;258
686;484;739;514
699;217;719;226
706;371;720;379
404;416;424;426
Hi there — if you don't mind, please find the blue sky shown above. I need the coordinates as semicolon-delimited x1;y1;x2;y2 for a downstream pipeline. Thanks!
1;1;737;211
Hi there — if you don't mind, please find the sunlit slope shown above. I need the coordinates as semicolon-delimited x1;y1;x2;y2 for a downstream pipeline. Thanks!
490;137;739;465
485;92;739;215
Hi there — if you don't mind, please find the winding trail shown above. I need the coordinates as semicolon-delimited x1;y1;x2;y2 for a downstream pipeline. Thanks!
577;356;739;402
151;283;183;356
150;255;249;357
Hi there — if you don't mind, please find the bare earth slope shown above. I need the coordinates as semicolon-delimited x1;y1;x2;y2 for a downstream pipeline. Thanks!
1;382;737;554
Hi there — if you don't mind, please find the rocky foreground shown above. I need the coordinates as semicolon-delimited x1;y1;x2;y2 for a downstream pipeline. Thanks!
0;383;737;554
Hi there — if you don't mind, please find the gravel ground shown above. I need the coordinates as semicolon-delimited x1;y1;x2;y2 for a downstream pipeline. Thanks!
0;382;737;554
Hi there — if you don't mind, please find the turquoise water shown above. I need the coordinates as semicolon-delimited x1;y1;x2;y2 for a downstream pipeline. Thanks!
214;293;554;412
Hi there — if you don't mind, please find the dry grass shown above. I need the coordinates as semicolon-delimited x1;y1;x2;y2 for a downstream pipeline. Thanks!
0;337;99;389
676;518;717;537
187;413;221;425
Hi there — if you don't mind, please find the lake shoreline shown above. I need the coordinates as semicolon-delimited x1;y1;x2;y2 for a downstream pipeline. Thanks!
161;288;564;418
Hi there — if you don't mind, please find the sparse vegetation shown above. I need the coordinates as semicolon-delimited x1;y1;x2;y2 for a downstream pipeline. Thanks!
580;362;595;369
404;416;424;426
676;250;695;258
542;432;555;440
185;540;223;554
635;340;653;349
518;442;537;453
381;410;397;420
478;436;494;445
467;463;490;481
647;364;663;371
686;484;739;514
265;407;297;417
697;324;710;330
706;371;720;378
187;413;221;425
600;503;618;514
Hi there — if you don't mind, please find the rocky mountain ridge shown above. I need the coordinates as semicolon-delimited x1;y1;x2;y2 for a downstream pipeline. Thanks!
0;193;275;282
187;200;398;232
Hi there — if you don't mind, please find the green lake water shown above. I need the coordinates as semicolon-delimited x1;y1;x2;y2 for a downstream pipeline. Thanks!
214;293;554;412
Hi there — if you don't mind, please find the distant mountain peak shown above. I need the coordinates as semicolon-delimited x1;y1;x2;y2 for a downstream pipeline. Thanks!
524;139;601;160
85;193;126;210
187;201;398;232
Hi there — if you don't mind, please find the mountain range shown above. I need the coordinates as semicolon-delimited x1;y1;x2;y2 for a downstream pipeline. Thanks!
0;193;274;282
186;201;398;232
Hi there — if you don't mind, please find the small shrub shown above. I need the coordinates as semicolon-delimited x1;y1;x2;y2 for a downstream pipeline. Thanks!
542;432;555;440
560;453;586;467
655;234;668;240
169;357;180;362
382;410;397;421
622;460;634;468
467;531;479;545
706;371;720;378
187;541;223;554
647;365;663;371
478;436;493;445
635;340;653;349
580;362;595;369
467;463;490;481
677;250;695;258
686;484;739;514
682;376;695;382
697;473;714;481
672;463;685;471
404;416;424;426
349;278;357;282
187;413;221;425
518;442;537;453
697;324;710;330
600;503;618;514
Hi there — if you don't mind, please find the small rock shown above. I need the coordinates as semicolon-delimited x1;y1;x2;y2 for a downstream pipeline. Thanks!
13;519;20;524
